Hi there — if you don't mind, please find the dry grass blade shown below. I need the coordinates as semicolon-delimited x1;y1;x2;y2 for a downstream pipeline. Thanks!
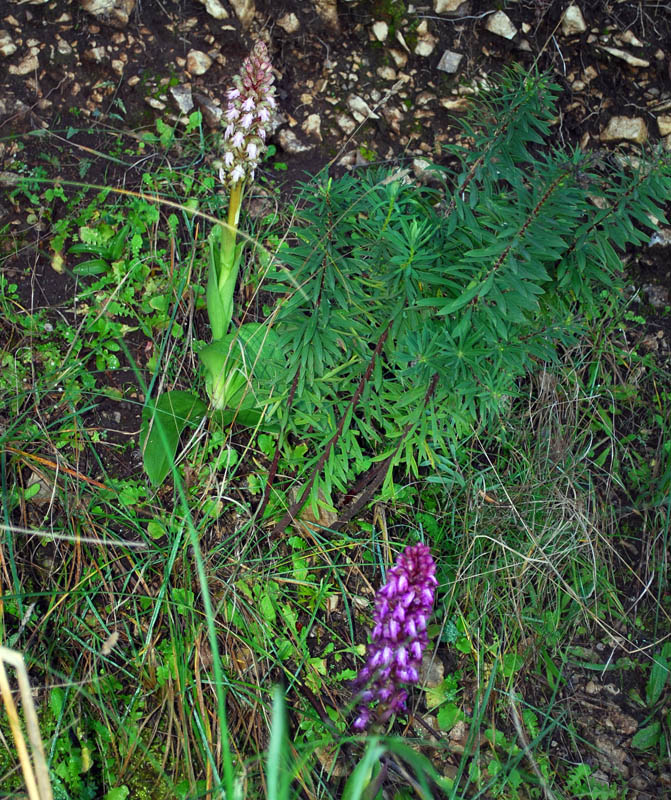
0;647;53;800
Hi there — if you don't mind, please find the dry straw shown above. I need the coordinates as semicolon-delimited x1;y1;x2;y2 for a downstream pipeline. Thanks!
0;646;53;800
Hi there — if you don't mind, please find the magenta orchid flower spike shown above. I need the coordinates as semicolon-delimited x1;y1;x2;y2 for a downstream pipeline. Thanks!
352;543;437;731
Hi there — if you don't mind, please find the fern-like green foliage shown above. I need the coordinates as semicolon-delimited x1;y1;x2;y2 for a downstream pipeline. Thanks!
263;67;671;503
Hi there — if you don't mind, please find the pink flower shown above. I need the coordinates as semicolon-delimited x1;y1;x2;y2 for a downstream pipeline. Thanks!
352;543;437;732
218;41;277;189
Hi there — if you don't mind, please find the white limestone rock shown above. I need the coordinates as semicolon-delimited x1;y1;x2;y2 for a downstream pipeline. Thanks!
9;53;40;75
302;113;322;141
657;115;671;137
347;94;379;121
79;0;135;29
414;20;438;56
193;93;223;127
389;48;408;69
372;21;388;42
314;0;339;31
0;30;17;58
485;11;517;40
437;50;463;74
600;116;648;145
186;50;213;76
377;65;397;80
277;128;313;154
198;0;228;19
434;0;469;13
336;113;356;135
561;5;587;36
170;85;194;114
598;46;649;68
277;12;300;33
229;0;255;29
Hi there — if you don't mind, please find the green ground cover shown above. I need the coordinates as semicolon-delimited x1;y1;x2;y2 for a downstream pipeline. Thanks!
0;64;670;799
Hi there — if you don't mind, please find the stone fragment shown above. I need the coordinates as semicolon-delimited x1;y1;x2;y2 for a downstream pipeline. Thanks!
600;116;647;145
0;30;17;58
377;65;396;80
561;4;586;36
347;94;379;121
412;157;440;183
617;29;645;48
372;21;388;42
435;0;469;13
485;10;517;40
414;21;438;56
198;0;229;19
83;46;106;63
0;172;21;187
146;97;166;111
277;12;299;33
314;0;339;31
658;115;671;137
301;113;322;140
389;49;407;69
440;96;470;111
170;85;194;114
416;91;435;106
382;105;403;134
193;92;222;127
599;46;649;68
57;39;73;56
79;0;135;30
9;53;39;75
643;283;670;308
111;59;124;74
336;113;356;135
277;128;313;154
437;50;463;74
186;50;212;76
419;653;444;688
229;0;255;29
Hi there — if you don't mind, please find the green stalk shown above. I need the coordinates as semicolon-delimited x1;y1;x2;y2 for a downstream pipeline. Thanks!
207;180;245;341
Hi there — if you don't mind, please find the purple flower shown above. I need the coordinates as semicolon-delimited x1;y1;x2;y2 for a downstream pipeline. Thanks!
218;40;276;188
352;543;437;732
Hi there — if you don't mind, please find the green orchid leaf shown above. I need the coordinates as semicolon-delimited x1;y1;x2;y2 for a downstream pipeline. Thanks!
206;229;244;340
141;390;207;487
199;322;285;426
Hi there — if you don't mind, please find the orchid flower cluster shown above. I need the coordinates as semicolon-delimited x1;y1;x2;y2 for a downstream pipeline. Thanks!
205;40;276;344
219;40;276;189
352;543;437;732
